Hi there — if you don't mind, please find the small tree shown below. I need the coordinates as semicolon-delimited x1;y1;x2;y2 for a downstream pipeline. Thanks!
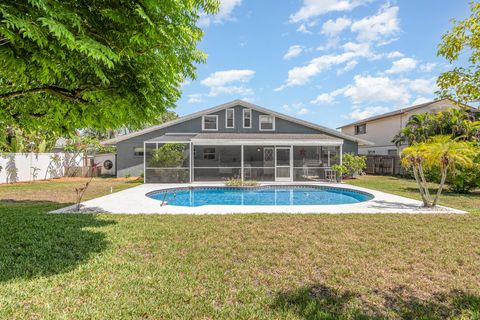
401;135;477;207
342;153;367;178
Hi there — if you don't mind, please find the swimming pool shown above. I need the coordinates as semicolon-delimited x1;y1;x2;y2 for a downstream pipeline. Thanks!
146;185;373;207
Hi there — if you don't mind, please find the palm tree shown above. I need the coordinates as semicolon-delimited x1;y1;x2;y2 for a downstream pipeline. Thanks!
393;113;435;146
393;108;480;146
401;135;478;207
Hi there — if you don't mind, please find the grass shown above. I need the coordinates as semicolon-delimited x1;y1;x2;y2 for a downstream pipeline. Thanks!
0;176;142;204
345;175;480;214
0;176;480;319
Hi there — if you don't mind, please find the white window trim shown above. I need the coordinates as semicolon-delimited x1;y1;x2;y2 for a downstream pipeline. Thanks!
202;115;218;131
259;115;275;131
225;108;235;129
243;109;252;128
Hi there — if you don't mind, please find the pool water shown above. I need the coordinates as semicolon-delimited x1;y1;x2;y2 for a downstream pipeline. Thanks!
147;186;373;207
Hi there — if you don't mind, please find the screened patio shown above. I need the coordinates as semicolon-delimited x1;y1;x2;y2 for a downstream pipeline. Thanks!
144;133;342;183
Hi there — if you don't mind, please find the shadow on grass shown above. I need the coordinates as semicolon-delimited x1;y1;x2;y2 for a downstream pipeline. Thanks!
273;284;480;319
0;200;115;282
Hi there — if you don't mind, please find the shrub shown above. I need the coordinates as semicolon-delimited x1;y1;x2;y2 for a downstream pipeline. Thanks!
447;155;480;193
224;178;258;186
425;155;480;194
342;153;366;177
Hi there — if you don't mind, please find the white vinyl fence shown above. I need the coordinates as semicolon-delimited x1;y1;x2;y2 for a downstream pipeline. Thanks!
0;153;83;184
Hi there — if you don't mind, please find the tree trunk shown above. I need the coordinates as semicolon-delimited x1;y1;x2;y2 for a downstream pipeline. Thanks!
417;165;432;204
412;166;431;207
432;167;448;207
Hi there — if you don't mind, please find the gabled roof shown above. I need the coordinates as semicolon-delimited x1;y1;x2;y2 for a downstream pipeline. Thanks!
337;98;475;129
103;99;373;145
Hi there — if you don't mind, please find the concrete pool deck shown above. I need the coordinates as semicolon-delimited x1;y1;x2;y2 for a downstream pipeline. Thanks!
52;182;466;214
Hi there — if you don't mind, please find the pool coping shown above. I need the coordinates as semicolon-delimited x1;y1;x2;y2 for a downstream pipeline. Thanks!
51;182;466;214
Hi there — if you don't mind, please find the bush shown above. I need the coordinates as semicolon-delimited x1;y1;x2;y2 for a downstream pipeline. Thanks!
342;153;366;178
224;178;258;186
447;156;480;193
423;154;479;194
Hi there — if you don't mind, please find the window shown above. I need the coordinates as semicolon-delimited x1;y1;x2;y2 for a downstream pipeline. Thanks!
133;147;144;157
202;115;218;131
203;148;216;160
355;124;366;135
243;109;252;128
226;108;235;128
388;149;398;156
259;115;275;131
368;150;376;155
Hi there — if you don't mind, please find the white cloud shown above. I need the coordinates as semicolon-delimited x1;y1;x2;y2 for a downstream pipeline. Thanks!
321;17;352;37
311;93;334;104
290;0;371;23
337;60;358;75
198;69;255;98
199;0;242;27
386;51;404;59
343;75;411;104
296;23;312;34
343;106;391;120
411;97;432;105
386;57;418;74
407;77;437;94
275;42;374;90
420;62;437;72
282;103;310;115
187;94;203;104
284;45;304;60
321;75;437;106
351;5;400;43
298;107;310;115
201;69;254;87
310;88;344;104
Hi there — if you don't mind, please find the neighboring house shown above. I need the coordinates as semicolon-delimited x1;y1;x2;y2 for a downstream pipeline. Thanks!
103;99;371;183
338;99;475;156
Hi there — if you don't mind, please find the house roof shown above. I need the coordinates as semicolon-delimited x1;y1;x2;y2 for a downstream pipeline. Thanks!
102;99;373;146
145;134;196;143
337;98;475;129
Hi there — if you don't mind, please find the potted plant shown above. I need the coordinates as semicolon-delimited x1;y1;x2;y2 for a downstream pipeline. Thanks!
331;164;347;182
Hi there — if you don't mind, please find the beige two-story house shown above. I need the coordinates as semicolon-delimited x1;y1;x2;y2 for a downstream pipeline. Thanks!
338;99;474;155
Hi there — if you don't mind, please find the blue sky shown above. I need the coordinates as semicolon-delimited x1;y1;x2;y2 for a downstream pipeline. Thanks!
176;0;470;128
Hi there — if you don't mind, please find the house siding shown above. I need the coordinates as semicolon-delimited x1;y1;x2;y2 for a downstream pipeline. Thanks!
116;104;359;176
341;100;464;155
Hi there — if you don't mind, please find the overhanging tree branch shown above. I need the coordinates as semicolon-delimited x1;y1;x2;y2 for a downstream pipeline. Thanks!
0;86;89;103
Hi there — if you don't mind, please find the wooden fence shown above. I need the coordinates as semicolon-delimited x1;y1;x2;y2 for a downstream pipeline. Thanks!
365;155;406;176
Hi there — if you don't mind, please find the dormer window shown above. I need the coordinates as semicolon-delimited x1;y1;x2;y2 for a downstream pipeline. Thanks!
259;115;275;131
226;108;234;128
202;115;218;131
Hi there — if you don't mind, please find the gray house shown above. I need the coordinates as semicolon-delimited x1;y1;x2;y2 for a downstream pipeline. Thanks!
103;100;372;183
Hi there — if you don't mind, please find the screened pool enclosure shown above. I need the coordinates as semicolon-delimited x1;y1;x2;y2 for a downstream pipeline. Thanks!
143;134;342;183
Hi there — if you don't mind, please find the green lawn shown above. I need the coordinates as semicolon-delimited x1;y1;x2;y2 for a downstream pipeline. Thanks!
345;175;480;214
0;177;480;319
